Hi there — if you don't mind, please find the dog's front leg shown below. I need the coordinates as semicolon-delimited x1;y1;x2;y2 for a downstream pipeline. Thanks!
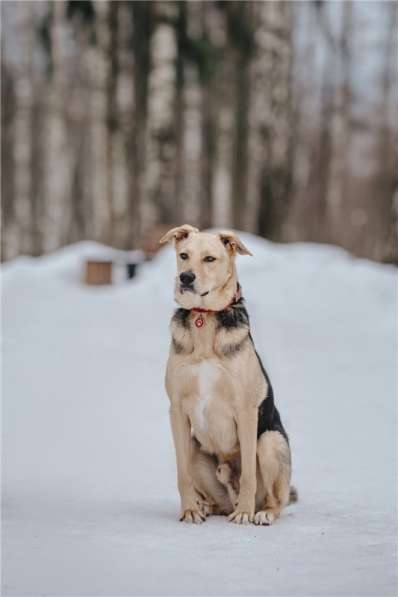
228;404;258;524
169;404;206;524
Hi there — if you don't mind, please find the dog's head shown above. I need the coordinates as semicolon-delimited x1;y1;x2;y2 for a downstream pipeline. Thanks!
159;224;252;310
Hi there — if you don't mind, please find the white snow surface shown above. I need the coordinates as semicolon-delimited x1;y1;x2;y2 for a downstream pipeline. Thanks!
2;234;397;597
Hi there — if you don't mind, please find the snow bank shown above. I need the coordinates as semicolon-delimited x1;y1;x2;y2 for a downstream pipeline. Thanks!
2;235;397;596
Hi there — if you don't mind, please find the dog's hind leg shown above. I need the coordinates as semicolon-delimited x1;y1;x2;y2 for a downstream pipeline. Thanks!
216;463;239;508
191;440;234;515
255;431;291;525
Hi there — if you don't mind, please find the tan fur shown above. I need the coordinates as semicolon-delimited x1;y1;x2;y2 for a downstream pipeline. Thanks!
162;225;293;525
160;226;250;311
216;463;239;507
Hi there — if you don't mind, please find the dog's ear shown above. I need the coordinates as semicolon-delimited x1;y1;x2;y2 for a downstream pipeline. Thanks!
219;231;252;256
159;224;199;245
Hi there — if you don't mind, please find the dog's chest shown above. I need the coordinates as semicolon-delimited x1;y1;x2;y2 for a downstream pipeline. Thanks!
183;360;238;456
190;361;218;430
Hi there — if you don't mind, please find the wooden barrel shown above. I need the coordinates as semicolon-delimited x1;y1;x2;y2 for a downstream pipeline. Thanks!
84;260;113;285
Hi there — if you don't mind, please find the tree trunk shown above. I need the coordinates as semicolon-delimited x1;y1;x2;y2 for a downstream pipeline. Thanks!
105;1;120;245
376;1;398;262
1;57;16;260
198;1;219;230
126;1;153;248
255;1;294;240
226;2;254;231
144;2;178;229
308;1;337;241
231;50;251;230
30;88;45;256
45;0;70;252
199;80;215;229
326;1;353;240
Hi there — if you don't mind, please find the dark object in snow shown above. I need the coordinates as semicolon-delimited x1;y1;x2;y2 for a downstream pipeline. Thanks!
84;260;112;285
126;263;138;279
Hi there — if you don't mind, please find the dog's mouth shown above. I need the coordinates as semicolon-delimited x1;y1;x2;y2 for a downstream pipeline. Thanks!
179;285;210;297
180;284;195;294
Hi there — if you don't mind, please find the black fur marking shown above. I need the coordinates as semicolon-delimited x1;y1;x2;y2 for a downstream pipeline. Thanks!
173;308;190;328
216;299;249;330
216;296;288;441
172;338;185;354
171;293;288;442
247;333;289;443
221;334;249;357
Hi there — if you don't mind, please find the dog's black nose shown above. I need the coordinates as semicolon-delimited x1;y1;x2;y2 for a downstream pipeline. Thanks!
180;271;195;286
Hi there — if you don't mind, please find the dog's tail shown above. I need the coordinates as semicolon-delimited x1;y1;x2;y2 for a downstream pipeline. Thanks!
289;485;298;504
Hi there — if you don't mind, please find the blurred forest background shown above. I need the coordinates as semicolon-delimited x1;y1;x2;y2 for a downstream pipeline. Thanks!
1;0;398;263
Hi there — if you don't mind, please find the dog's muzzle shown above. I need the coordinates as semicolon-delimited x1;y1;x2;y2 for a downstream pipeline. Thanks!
180;271;196;292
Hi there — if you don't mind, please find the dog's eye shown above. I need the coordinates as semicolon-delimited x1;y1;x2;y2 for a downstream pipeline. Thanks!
179;253;188;260
204;256;216;263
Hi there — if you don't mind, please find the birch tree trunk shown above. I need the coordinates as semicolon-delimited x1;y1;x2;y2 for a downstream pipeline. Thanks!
126;2;153;248
13;2;34;255
1;57;16;260
211;63;234;228
45;1;70;251
104;1;120;245
181;1;203;226
199;74;216;229
198;1;223;229
30;84;45;255
246;0;273;233
144;2;177;230
287;2;318;241
228;2;254;231
326;1;353;239
308;1;337;240
254;1;294;239
376;1;398;261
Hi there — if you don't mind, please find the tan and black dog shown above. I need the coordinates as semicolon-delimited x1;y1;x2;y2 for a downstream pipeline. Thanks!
160;224;296;525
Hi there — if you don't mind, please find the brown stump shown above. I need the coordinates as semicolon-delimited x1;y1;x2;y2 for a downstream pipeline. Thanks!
84;260;113;285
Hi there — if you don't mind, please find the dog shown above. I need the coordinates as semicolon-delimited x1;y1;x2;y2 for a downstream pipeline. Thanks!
160;224;296;525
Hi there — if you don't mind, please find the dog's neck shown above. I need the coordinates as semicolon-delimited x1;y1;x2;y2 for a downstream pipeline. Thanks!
190;283;241;330
191;283;241;314
170;276;248;358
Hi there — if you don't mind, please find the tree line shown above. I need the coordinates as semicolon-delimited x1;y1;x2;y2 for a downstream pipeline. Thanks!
1;1;397;262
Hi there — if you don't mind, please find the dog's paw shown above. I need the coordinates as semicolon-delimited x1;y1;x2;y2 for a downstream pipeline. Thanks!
216;463;232;485
254;510;276;526
228;509;254;525
180;508;206;524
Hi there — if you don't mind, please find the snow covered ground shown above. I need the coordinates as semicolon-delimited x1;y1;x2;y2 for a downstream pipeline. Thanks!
2;234;397;596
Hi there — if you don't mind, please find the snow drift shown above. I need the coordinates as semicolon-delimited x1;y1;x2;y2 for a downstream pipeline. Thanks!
2;234;397;596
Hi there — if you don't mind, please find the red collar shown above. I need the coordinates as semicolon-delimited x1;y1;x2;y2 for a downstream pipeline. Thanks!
191;284;241;327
